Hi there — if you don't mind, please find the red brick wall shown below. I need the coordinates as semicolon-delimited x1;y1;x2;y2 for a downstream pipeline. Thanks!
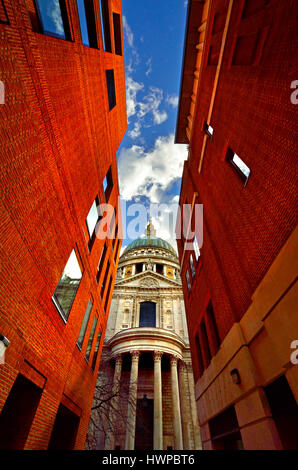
0;0;126;449
177;0;297;381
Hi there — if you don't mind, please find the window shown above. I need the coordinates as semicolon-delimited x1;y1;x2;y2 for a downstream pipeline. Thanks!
91;329;102;371
113;12;122;55
206;301;220;352
186;269;191;291
76;0;98;48
77;299;93;350
0;0;9;24
106;69;116;110
101;260;110;298
85;315;98;362
52;250;82;322
96;243;107;284
135;263;143;274
104;274;113;313
193;235;200;261
156;263;163;275
86;196;101;249
204;121;214;139
103;165;113;200
225;147;250;185
99;0;112;52
139;302;156;327
195;333;204;379
189;254;196;277
200;320;211;367
34;0;71;40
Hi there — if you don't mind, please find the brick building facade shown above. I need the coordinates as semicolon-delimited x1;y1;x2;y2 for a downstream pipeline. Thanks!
175;0;297;450
0;0;126;449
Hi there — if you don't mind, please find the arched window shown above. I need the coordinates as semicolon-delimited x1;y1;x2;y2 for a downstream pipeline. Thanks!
139;302;156;327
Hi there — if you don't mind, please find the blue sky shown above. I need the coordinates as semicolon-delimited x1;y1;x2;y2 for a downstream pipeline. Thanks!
118;0;188;250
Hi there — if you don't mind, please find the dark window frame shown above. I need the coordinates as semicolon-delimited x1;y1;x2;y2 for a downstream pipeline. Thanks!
0;0;9;24
33;0;72;41
225;147;250;186
103;165;113;201
86;195;102;252
105;69;116;110
96;243;107;284
112;12;122;55
99;0;112;52
76;0;98;48
76;299;93;350
52;249;83;323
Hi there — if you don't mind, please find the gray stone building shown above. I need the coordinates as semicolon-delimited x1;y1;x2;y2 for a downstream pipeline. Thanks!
87;221;201;450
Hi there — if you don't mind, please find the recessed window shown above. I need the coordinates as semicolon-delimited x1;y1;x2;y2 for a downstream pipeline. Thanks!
104;275;113;313
206;301;221;352
103;165;113;200
106;69;116;110
85;315;98;362
226;147;250;185
204;121;214;139
99;0;112;52
96;243;107;284
189;254;196;277
76;0;98;48
77;299;93;350
139;302;156;327
0;1;9;24
91;328;102;371
113;13;122;55
186;269;191;291
86;196;101;249
34;0;71;40
52;250;82;322
101;260;110;298
193;235;200;261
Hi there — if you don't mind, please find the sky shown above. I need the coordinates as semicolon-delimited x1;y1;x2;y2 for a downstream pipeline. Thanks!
118;0;189;251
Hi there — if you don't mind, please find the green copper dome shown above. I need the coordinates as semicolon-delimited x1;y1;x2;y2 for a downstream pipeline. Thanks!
123;236;176;255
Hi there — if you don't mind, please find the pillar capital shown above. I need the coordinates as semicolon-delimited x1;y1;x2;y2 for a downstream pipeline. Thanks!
170;355;179;367
153;350;163;362
130;350;140;361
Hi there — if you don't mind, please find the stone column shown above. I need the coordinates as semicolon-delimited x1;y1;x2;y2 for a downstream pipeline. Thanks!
170;355;183;449
105;354;122;450
186;362;202;449
125;350;140;450
178;361;191;449
153;351;163;450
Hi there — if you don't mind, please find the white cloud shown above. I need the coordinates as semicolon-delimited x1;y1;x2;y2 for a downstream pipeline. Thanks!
118;134;187;203
137;86;168;125
128;121;142;139
145;58;153;77
49;0;64;35
166;94;179;108
123;16;134;47
126;76;144;119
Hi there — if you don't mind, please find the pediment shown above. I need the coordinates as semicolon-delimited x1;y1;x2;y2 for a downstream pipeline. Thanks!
115;270;181;288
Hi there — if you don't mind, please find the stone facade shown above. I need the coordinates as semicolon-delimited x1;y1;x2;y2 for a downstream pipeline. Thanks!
87;222;202;450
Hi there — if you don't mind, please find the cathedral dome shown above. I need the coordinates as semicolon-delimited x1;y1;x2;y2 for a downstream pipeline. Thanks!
123;236;176;255
122;219;177;256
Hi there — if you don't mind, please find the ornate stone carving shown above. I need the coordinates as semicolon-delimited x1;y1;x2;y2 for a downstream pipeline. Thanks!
130;350;140;361
153;351;163;362
170;355;179;366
